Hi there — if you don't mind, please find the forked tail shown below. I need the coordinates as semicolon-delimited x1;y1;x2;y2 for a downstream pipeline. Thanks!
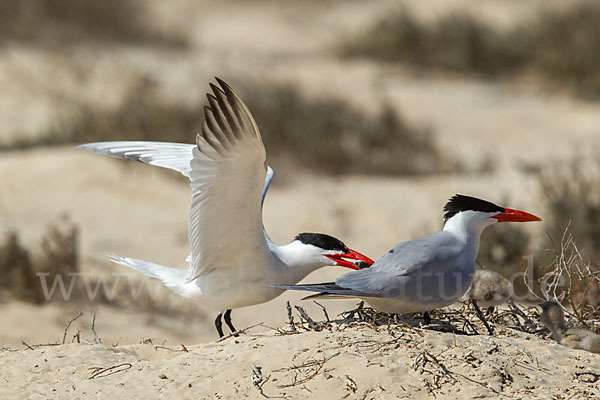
108;255;195;297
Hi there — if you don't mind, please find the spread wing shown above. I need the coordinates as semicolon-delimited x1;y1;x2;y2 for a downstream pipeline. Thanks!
76;141;196;177
186;78;269;282
76;79;276;282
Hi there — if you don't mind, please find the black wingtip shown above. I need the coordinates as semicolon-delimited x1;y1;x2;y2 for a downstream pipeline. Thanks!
215;77;238;99
209;82;225;96
215;76;228;89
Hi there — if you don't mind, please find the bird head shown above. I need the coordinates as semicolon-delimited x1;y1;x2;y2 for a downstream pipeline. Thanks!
293;232;374;270
540;300;567;330
443;194;541;230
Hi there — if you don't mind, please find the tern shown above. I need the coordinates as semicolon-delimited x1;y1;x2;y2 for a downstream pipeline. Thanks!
540;301;600;353
274;195;541;316
460;269;513;307
77;78;373;337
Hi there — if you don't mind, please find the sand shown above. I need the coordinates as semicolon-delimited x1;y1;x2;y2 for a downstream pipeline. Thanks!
1;321;599;399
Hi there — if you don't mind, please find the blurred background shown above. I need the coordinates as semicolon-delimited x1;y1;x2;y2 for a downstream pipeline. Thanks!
1;0;600;346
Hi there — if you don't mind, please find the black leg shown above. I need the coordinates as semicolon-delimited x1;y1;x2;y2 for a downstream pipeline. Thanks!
215;312;224;338
423;311;431;325
224;309;238;336
472;300;494;335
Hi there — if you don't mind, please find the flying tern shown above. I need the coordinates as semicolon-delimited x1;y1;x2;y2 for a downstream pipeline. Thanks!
77;78;373;337
274;195;541;316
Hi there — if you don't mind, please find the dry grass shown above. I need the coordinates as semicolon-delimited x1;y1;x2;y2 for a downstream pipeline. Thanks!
537;156;600;262
2;81;453;176
0;0;186;48
341;11;521;77
0;219;78;303
341;4;600;98
242;83;452;175
529;227;600;332
0;220;199;318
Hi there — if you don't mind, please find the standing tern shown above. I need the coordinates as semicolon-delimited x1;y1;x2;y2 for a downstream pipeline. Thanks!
77;78;374;337
274;195;540;316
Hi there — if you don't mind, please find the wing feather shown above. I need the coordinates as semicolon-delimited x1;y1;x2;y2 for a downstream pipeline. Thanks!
75;141;196;177
186;78;268;282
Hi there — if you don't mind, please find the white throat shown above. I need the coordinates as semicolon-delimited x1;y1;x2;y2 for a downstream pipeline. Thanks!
269;240;330;283
443;210;498;261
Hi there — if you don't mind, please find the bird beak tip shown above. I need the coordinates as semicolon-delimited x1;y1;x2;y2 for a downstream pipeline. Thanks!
492;208;542;223
326;249;374;270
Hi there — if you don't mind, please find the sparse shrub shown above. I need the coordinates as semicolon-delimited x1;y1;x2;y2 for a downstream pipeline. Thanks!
0;220;79;302
0;231;37;301
243;83;449;175
1;83;202;151
538;156;600;262
0;0;186;47
342;11;523;76
525;5;600;98
3;82;453;176
535;228;600;331
342;4;600;97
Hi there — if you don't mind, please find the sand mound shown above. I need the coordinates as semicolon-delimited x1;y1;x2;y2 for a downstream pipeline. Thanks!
1;321;599;399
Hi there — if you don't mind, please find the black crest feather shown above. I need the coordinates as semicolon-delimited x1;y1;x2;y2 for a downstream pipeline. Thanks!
295;233;348;252
443;194;504;222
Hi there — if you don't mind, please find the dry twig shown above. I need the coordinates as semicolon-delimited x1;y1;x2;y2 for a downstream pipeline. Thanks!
215;322;264;343
286;301;296;332
62;311;83;345
88;363;132;379
91;313;101;344
274;352;340;388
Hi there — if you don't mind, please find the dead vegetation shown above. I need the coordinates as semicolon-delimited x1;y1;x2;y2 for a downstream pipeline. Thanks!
537;156;600;263
242;83;453;176
0;0;186;48
0;220;204;320
341;3;600;98
1;81;453;177
529;227;600;332
0;218;78;303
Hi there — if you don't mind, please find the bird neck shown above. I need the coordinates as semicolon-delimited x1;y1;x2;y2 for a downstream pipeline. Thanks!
443;212;494;262
269;241;325;283
550;325;565;343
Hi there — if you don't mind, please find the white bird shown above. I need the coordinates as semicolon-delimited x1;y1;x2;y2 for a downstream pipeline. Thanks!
274;195;540;317
540;301;600;354
460;269;513;307
77;78;373;337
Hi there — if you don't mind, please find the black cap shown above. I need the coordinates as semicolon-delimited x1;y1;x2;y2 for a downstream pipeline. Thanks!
443;194;505;223
295;233;348;252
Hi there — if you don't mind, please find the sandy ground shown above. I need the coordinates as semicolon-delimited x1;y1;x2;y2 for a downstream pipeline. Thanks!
1;0;600;397
1;322;599;399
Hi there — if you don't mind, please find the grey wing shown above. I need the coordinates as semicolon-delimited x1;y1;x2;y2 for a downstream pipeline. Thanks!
271;283;375;299
336;232;463;297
